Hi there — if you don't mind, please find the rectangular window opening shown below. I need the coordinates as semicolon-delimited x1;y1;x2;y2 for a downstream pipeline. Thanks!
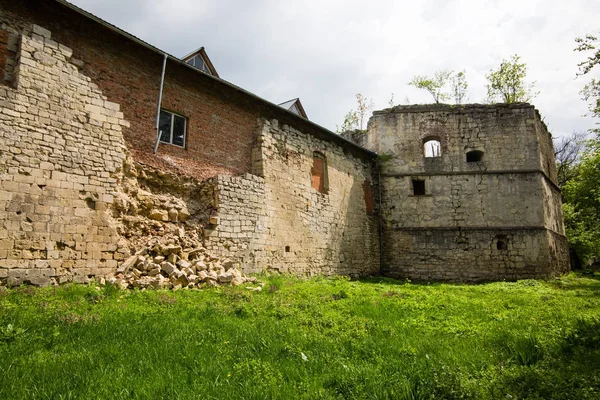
412;179;426;196
311;152;328;194
159;109;187;148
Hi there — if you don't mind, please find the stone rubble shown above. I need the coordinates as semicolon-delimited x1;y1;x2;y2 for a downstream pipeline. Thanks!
106;233;260;290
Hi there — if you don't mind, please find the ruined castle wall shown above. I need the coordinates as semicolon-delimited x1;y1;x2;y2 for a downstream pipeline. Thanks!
366;104;569;281
381;174;544;228
204;120;380;277
382;229;555;282
0;28;129;285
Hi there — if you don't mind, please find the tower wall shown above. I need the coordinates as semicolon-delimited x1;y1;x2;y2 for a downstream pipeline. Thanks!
365;103;569;281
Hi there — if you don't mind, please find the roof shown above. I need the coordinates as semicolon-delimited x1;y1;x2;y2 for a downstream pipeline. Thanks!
51;0;377;160
278;98;308;119
181;47;219;78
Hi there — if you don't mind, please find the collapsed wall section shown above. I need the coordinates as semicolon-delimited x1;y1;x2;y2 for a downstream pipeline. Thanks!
204;119;380;277
0;26;129;285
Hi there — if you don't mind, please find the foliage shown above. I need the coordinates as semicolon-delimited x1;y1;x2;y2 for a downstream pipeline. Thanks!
575;34;600;130
562;140;600;264
450;70;469;104
336;93;374;133
336;109;359;133
355;93;374;130
485;54;538;104
408;70;453;103
1;274;600;399
553;131;587;188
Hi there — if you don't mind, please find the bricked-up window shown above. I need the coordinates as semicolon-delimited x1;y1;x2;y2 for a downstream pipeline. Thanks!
412;179;426;196
466;150;484;162
424;139;441;157
311;151;328;194
159;110;186;148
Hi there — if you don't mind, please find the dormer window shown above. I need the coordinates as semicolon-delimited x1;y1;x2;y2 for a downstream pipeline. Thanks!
186;54;209;73
181;47;219;77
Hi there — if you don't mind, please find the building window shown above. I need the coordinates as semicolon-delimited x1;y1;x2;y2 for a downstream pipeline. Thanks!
496;235;509;250
159;110;186;148
423;139;441;158
466;150;484;162
412;179;426;196
311;151;328;194
186;54;210;74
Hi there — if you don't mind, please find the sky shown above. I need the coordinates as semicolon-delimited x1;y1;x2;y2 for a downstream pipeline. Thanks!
69;0;599;137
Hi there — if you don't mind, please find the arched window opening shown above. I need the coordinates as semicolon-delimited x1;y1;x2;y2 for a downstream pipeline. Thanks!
311;151;328;194
423;139;441;158
466;150;484;162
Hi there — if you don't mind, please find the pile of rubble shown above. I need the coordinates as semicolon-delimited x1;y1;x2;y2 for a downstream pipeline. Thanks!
106;235;260;290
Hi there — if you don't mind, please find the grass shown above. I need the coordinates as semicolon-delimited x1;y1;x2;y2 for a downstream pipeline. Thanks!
0;273;599;399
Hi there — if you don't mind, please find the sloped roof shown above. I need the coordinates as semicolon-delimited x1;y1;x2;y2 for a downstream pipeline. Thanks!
278;98;308;119
51;0;377;160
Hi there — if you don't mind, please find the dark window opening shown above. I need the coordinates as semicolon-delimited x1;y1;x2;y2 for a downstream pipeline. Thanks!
285;246;290;253
496;235;509;250
466;150;484;162
311;151;328;194
412;179;426;196
159;109;187;147
423;139;441;158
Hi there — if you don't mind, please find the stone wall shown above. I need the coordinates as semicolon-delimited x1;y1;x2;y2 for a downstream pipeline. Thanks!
204;119;380;277
364;103;569;281
0;27;129;285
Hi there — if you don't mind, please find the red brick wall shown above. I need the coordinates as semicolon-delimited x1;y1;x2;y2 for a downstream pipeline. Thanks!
0;0;261;180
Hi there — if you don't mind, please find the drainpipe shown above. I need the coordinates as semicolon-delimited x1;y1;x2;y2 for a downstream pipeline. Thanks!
154;53;168;154
378;159;384;276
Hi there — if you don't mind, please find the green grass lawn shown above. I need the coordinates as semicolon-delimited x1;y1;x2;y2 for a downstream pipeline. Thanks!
1;273;599;399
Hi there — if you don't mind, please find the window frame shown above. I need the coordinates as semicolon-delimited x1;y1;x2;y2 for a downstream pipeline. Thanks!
187;54;209;74
159;109;187;148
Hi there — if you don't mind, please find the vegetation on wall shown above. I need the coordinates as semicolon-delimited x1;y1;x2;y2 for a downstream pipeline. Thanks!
485;54;538;104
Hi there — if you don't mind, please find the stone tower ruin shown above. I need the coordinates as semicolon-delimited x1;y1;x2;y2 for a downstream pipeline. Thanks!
354;103;569;281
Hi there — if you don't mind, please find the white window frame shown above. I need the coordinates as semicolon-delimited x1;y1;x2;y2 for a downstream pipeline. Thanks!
159;109;187;148
187;55;210;74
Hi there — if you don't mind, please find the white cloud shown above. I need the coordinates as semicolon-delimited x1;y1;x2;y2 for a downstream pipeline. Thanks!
70;0;599;136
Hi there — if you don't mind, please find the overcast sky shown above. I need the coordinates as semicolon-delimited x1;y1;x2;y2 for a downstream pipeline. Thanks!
70;0;599;137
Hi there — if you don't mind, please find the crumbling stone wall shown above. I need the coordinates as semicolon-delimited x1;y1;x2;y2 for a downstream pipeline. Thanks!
363;103;569;281
0;27;129;285
204;119;380;277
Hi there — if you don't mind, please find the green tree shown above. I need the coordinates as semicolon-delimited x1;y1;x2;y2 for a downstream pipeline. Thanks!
561;35;600;265
336;93;373;133
408;70;453;103
562;141;600;264
356;93;374;130
450;70;469;105
485;54;538;103
575;34;600;127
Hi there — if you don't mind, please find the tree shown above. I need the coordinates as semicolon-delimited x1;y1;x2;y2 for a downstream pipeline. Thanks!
408;70;452;103
485;54;538;104
450;70;468;105
562;140;600;264
553;132;587;188
335;93;373;133
356;93;374;130
336;109;359;133
575;34;600;127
